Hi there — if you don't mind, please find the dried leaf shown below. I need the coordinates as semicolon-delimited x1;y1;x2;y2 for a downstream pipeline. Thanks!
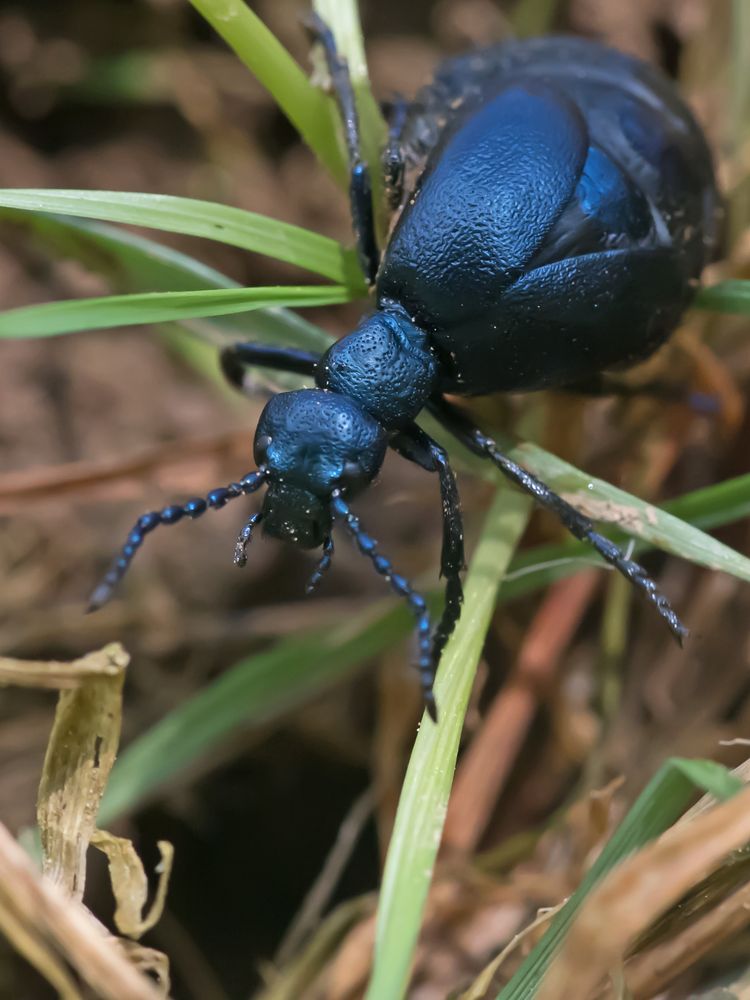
600;877;750;998
0;820;160;1000
0;647;124;689
118;939;171;997
37;643;129;899
0;893;82;1000
91;832;174;939
537;785;750;1000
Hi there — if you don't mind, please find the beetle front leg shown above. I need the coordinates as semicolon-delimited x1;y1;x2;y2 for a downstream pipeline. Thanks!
308;14;379;284
428;396;689;645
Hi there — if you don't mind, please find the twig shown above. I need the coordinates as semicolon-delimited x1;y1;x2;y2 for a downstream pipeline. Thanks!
443;571;599;854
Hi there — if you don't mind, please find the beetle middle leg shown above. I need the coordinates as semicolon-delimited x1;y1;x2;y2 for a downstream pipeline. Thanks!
390;424;465;662
220;342;320;395
428;396;689;644
308;14;379;284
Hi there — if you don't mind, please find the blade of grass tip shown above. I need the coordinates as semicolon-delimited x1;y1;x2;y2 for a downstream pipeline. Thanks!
0;284;352;339
0;189;365;289
497;757;743;1000
188;0;347;187
365;485;531;1000
312;0;388;241
696;279;750;314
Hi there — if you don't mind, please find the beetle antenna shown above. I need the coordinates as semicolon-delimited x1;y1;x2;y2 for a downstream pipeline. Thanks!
234;511;264;568
305;535;334;594
331;490;437;721
88;469;268;612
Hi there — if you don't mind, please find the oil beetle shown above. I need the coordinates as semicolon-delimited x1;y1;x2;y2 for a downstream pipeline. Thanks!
89;27;719;721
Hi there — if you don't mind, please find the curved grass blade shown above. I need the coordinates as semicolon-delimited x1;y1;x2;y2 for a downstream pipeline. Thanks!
188;0;347;186
0;208;334;393
0;285;352;339
365;486;532;1000
497;758;743;1000
0;189;365;289
0;209;334;349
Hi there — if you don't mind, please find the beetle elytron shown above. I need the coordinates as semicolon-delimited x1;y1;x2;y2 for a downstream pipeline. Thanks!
89;26;719;720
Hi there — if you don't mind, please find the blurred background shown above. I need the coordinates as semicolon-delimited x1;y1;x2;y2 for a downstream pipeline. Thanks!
0;0;749;997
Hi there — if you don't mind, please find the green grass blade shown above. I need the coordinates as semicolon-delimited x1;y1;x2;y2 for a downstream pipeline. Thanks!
0;284;352;339
0;208;334;390
365;486;532;1000
497;758;743;999
0;209;334;348
188;0;347;186
99;602;412;824
0;189;364;289
695;279;750;314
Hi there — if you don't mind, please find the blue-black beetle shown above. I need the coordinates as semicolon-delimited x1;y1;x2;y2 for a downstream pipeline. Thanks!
89;29;719;720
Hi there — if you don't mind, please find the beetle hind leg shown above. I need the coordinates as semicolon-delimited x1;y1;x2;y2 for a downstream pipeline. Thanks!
429;397;688;645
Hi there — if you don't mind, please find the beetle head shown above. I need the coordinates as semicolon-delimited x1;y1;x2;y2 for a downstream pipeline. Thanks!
254;388;388;548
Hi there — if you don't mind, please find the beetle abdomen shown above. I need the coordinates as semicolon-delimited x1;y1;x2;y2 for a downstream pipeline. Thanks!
377;36;719;395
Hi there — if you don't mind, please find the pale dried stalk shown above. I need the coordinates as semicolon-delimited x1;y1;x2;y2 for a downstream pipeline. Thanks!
37;642;129;899
536;784;750;1000
598;877;750;998
0;645;124;689
0;821;161;1000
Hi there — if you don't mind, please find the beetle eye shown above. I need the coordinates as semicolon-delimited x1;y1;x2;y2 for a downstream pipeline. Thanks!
254;433;273;463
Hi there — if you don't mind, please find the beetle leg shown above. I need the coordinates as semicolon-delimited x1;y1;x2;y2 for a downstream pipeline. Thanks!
220;343;320;396
308;14;379;284
87;470;268;612
234;511;264;567
390;424;465;663
330;489;437;721
428;396;689;645
382;96;409;210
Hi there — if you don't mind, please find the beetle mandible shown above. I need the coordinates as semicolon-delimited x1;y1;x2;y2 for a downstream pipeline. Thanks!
89;27;719;721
